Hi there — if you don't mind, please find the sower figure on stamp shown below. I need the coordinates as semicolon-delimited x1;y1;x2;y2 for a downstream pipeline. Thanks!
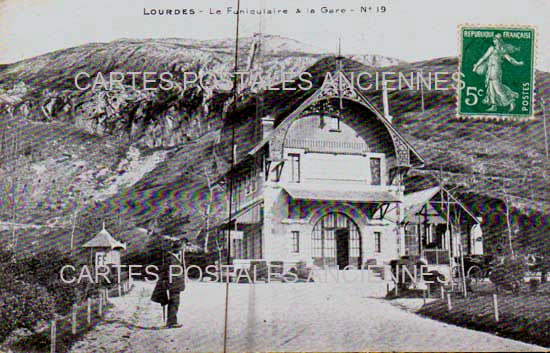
473;33;524;112
151;235;188;328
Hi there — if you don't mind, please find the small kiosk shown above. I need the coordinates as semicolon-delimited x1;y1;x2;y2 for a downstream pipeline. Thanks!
82;223;126;268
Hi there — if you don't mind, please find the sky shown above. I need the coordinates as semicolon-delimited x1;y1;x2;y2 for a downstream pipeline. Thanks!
0;0;548;70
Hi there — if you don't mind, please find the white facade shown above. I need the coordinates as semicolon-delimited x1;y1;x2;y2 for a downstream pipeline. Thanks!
258;116;403;269
215;64;425;271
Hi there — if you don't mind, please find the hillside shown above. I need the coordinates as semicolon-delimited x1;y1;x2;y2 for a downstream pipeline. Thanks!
0;36;548;258
382;57;550;212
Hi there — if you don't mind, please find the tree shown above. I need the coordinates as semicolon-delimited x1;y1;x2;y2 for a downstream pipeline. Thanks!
500;181;514;256
202;167;214;253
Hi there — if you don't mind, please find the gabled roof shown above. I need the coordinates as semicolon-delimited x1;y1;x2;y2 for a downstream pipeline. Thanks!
403;186;446;224
82;224;126;250
222;56;424;166
403;186;480;225
404;186;441;209
229;56;375;126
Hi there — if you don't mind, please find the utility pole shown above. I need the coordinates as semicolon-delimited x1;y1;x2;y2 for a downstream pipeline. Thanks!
223;1;240;352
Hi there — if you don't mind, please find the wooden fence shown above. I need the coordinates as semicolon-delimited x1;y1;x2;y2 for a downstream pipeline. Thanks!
37;279;133;353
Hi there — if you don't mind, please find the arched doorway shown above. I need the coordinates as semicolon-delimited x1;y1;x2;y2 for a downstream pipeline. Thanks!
312;212;362;269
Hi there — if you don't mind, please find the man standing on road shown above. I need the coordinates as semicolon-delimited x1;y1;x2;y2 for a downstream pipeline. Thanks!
152;236;188;328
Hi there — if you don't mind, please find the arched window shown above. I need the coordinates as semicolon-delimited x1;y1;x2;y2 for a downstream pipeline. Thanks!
311;212;361;269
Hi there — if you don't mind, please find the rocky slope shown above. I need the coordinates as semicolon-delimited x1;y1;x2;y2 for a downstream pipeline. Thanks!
0;35;402;148
0;35;402;255
0;36;548;258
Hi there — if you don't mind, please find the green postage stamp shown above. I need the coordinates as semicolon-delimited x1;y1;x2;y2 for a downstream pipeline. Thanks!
458;26;535;119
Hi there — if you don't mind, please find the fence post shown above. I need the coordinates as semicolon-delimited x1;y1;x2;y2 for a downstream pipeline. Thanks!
118;282;122;297
71;303;77;334
440;286;445;300
87;297;92;324
50;319;56;353
492;293;499;322
446;292;452;311
104;287;108;301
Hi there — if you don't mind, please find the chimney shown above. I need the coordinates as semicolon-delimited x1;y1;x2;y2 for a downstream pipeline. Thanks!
382;80;393;123
261;116;275;138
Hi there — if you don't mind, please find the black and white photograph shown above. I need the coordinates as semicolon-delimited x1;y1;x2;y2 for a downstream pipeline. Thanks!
0;0;548;352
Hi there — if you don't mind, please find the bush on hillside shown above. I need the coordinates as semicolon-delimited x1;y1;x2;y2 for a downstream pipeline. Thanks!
3;250;72;285
2;250;86;314
0;249;14;264
0;275;55;342
489;256;527;294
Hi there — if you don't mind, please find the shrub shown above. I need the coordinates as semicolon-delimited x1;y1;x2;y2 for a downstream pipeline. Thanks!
0;276;55;342
541;256;549;284
1;250;86;314
0;249;14;264
249;261;268;281
3;250;73;287
529;278;540;292
184;251;216;279
294;261;312;281
489;256;527;294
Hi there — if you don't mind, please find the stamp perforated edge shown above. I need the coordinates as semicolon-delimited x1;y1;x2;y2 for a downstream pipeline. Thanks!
455;23;538;122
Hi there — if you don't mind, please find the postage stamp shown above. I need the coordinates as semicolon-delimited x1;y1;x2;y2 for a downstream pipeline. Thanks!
458;26;535;119
2;1;550;352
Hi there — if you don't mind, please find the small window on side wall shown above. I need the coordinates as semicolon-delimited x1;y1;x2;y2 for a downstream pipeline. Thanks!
374;232;382;253
289;153;300;183
370;157;381;185
291;231;300;253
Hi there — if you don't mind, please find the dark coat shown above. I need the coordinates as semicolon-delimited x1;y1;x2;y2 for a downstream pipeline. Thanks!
151;277;168;305
151;253;185;305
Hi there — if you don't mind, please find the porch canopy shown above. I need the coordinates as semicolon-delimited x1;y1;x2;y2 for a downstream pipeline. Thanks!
283;185;399;203
403;187;446;224
403;186;479;225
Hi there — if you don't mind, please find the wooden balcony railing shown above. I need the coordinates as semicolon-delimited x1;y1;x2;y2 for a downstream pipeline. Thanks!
285;138;368;154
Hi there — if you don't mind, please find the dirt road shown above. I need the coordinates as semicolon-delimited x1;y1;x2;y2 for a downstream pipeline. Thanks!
69;280;546;352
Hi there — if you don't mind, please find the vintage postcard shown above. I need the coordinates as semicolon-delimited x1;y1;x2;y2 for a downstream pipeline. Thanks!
0;0;548;352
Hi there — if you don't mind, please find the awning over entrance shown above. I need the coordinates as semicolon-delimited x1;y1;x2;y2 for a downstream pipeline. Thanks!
402;186;480;225
403;186;446;224
404;186;441;208
283;186;399;203
404;203;447;224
